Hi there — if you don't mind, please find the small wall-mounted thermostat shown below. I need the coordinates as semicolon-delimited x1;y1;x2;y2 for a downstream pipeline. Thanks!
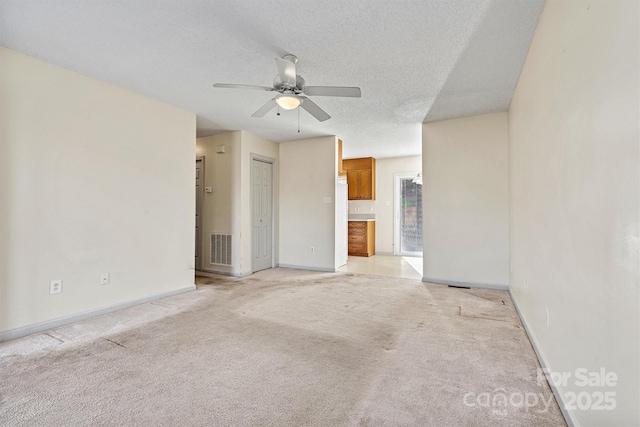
205;187;212;193
216;145;226;154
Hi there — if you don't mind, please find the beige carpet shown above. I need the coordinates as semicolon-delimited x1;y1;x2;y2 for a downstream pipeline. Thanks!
0;268;566;426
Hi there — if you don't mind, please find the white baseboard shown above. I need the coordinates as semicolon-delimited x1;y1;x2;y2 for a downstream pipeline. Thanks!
422;277;508;291
0;284;196;343
277;264;337;273
508;290;576;427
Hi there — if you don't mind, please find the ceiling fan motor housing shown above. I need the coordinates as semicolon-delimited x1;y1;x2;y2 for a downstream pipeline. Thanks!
274;75;305;93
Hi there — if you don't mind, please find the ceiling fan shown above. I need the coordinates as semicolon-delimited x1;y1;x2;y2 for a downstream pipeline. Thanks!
213;54;361;122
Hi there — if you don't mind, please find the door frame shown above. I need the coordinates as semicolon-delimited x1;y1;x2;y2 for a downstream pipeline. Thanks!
393;172;423;256
250;154;275;273
195;156;205;271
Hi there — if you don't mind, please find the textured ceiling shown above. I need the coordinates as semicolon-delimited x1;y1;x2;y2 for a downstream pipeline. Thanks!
0;0;543;159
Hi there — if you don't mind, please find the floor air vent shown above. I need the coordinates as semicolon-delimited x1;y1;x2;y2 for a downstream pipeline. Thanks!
210;233;232;266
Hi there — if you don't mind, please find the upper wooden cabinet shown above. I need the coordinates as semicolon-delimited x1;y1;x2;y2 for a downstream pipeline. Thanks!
338;139;346;176
343;157;376;200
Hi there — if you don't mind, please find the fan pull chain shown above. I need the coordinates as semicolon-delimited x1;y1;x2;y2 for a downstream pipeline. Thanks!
277;105;280;116
297;107;300;133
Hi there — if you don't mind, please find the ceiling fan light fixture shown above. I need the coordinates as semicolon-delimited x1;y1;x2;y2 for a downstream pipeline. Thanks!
213;55;359;122
276;95;301;110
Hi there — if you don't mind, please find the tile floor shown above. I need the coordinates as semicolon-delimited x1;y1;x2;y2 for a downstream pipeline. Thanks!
338;255;423;280
196;255;423;282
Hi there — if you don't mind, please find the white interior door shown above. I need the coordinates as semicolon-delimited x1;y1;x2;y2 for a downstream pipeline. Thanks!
252;158;273;272
195;158;204;271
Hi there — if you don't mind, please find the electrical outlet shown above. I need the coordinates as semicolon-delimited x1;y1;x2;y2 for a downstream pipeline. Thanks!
310;247;315;253
355;207;359;212
546;307;550;327
100;273;110;285
50;279;62;295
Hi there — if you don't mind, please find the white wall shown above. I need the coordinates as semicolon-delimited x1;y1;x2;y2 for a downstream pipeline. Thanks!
422;113;509;288
509;0;639;425
0;47;196;335
348;200;375;215
196;131;279;276
279;136;338;271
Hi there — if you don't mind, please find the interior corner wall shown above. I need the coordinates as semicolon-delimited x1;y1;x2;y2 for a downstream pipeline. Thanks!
0;47;196;335
279;136;337;271
239;131;279;276
508;1;639;425
196;132;241;275
422;112;509;288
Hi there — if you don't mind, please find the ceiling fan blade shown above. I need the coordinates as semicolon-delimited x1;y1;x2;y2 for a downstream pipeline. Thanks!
213;83;273;91
275;57;297;86
303;86;362;98
300;97;330;122
251;99;277;117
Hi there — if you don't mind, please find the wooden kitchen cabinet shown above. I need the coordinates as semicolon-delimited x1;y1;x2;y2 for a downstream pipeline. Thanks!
348;221;375;257
338;139;346;176
343;157;376;200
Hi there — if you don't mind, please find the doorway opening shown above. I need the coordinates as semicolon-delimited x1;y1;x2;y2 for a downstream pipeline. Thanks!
195;157;204;271
394;172;423;257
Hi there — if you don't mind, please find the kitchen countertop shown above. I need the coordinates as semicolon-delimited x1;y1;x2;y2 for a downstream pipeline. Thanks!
348;219;375;222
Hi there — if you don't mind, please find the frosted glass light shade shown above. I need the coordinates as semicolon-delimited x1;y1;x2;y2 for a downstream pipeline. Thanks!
276;95;301;110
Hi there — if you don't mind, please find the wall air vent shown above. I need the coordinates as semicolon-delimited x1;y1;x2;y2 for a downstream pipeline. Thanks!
210;233;232;266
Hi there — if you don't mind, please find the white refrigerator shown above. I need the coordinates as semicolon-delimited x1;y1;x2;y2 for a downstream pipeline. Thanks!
336;177;348;267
